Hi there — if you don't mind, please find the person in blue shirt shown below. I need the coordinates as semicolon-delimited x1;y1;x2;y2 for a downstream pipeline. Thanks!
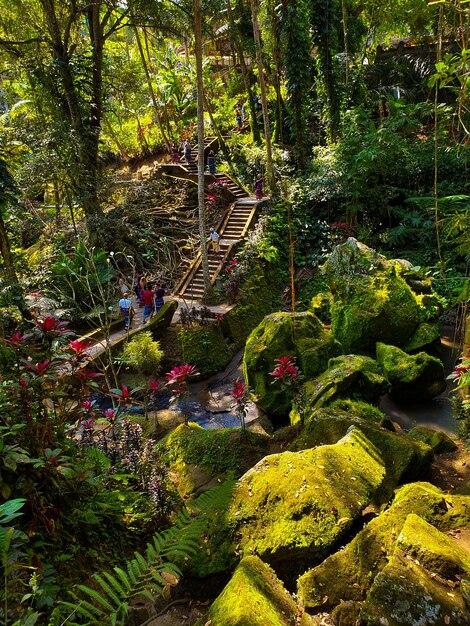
119;292;134;331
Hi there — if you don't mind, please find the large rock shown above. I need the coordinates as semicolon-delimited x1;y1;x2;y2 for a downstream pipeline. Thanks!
202;556;315;626
297;483;470;613
323;239;422;353
243;311;340;417
376;342;446;402
156;423;270;498
407;425;458;454
288;408;433;501
290;354;390;423
360;514;470;625
189;429;385;577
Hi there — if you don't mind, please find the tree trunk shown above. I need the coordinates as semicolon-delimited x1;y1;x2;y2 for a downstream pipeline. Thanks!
0;210;18;285
250;0;275;189
194;0;213;301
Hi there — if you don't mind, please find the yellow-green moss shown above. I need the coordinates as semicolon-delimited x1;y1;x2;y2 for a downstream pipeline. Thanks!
376;342;446;402
243;310;340;417
297;483;470;612
178;323;232;378
309;292;332;324
397;514;470;579
204;556;314;626
290;354;389;423
288;409;433;502
361;559;470;625
323;240;420;354
407;426;458;454
328;399;386;423
157;423;270;498
403;320;441;353
229;429;384;566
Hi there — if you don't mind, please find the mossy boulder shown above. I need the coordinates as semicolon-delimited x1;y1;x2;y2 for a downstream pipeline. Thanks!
156;423;269;498
323;239;421;353
288;408;433;502
290;354;389;423
178;322;233;378
360;514;470;625
407;426;458;454
328;399;388;424
402;320;441;353
229;429;384;568
376;342;446;402
243;311;340;417
297;483;470;613
189;430;385;578
202;556;315;626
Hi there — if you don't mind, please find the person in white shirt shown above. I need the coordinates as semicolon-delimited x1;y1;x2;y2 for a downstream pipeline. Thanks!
209;227;221;253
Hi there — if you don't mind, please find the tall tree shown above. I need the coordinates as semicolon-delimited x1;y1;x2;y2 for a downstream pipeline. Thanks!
0;0;130;244
194;0;213;300
250;0;275;188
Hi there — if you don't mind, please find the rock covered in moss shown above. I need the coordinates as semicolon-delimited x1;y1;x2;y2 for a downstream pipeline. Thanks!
376;342;446;402
178;322;232;378
403;320;441;353
288;408;432;502
323;239;421;353
243;311;340;416
360;514;470;625
156;423;269;498
203;556;315;626
407;426;458;454
230;429;384;567
328;399;387;424
290;354;389;423
297;482;470;613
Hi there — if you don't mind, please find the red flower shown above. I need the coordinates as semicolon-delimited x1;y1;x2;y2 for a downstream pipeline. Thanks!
26;360;51;373
103;409;116;419
269;356;300;383
214;313;224;321
81;417;95;429
149;379;160;391
36;316;69;334
82;401;93;410
230;379;247;400
3;331;32;346
166;364;198;386
69;339;93;355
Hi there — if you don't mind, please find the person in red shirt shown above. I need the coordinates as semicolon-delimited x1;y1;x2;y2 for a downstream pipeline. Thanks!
142;283;154;323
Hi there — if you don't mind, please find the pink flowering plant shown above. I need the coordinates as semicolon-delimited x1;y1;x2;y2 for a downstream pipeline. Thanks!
230;379;251;431
269;355;306;423
165;364;199;424
448;347;470;390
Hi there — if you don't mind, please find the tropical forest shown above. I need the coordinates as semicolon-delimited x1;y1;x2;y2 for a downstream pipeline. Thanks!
1;0;470;624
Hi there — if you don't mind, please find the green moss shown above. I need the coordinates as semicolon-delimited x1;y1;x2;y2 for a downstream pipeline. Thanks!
204;556;314;626
309;291;332;324
403;320;441;353
407;426;458;454
324;239;421;353
397;513;470;579
229;429;384;566
178;323;232;378
298;483;470;612
225;267;282;350
290;355;390;423
328;399;386;423
157;423;270;498
243;311;340;417
288;408;433;502
360;520;470;626
376;342;446;402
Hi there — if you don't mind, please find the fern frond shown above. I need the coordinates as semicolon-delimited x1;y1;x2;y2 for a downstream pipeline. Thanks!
93;574;122;608
102;571;128;598
76;585;116;613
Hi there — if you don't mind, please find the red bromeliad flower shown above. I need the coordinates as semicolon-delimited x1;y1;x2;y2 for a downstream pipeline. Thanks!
81;417;95;429
269;356;300;384
149;379;161;391
166;364;199;396
36;316;69;334
82;400;93;410
69;339;93;355
214;313;224;321
103;408;116;419
3;331;33;346
230;379;247;401
26;360;51;374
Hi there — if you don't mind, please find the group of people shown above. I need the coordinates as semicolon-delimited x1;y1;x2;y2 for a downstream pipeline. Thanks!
170;141;217;174
117;274;165;331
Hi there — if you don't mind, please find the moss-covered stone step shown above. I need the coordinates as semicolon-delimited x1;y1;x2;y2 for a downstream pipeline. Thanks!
156;423;270;498
360;514;470;625
376;342;446;402
243;310;340;417
297;482;470;614
199;556;315;626
288;408;433;502
290;355;390;423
